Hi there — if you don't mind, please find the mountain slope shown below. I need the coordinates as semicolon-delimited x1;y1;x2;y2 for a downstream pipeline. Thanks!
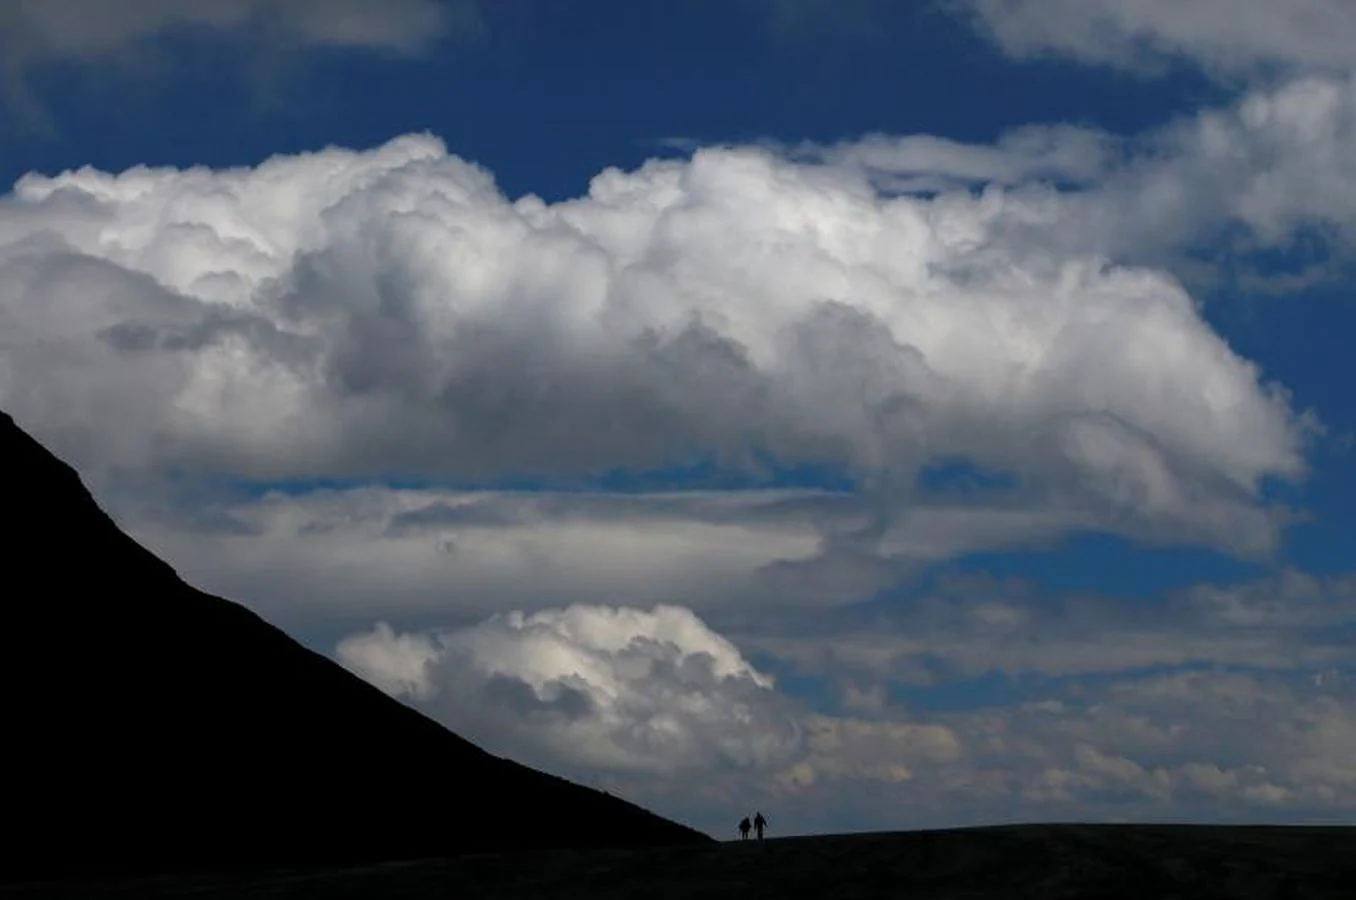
0;410;710;884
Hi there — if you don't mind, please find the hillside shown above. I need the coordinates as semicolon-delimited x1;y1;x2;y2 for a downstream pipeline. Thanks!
0;410;709;884
5;825;1354;898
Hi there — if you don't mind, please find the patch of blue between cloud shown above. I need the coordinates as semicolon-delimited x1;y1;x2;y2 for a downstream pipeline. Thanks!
1199;273;1356;577
743;655;842;711
887;670;1045;714
872;174;1109;203
944;534;1266;599
224;452;858;497
217;451;1026;500
1185;220;1353;304
1283;520;1356;578
913;458;1020;494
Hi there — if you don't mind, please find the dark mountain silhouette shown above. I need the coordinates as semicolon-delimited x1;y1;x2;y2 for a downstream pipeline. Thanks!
0;409;710;886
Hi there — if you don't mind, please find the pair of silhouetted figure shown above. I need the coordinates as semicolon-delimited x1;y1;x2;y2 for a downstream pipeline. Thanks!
738;812;767;841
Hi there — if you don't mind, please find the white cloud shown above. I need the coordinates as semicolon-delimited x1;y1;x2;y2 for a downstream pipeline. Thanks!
336;604;804;776
1071;75;1356;264
0;129;1311;563
957;0;1356;80
333;622;442;701
801;74;1356;295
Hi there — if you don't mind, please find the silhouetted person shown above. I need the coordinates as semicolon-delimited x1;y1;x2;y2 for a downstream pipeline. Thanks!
753;811;767;840
738;816;751;840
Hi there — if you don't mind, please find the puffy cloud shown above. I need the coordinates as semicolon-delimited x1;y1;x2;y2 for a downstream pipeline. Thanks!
336;604;804;776
0;129;1310;562
957;0;1356;80
332;622;442;702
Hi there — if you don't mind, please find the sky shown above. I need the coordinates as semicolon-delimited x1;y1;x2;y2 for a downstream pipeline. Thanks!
1;0;1355;838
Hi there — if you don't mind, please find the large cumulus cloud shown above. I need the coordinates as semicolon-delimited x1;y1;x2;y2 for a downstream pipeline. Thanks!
336;604;804;776
0;128;1311;560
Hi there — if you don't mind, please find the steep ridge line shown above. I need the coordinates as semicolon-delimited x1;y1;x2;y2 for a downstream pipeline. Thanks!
0;409;710;886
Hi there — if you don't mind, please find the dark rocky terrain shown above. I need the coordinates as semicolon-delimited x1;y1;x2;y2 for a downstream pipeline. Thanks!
4;824;1354;898
0;409;708;886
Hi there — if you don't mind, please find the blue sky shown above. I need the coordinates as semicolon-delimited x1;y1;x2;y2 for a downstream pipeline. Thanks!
3;0;1356;837
0;2;1229;193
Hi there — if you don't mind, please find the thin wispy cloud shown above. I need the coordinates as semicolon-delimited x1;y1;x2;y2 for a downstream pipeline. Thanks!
957;0;1356;81
0;0;479;132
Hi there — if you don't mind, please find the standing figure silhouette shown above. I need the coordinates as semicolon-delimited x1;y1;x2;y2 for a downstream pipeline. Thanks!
753;811;767;840
738;816;751;840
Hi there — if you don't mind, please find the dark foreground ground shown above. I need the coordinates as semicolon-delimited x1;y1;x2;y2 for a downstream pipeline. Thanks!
5;824;1353;899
